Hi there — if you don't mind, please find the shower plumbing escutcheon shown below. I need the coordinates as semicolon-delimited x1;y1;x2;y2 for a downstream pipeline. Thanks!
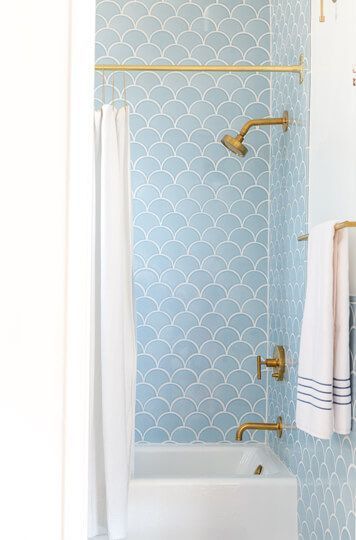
257;345;285;381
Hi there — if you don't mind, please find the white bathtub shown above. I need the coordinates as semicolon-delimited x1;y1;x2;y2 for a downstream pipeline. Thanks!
128;444;297;540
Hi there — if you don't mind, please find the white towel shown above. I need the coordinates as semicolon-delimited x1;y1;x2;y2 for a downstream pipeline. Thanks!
296;221;351;439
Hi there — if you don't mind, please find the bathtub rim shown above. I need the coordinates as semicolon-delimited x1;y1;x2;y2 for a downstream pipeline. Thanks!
131;443;296;485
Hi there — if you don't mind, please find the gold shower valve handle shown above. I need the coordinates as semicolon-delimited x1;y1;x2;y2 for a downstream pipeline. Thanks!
257;355;261;379
256;355;279;379
256;346;286;381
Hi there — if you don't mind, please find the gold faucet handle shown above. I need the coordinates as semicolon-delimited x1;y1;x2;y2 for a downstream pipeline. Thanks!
256;346;286;381
256;355;275;379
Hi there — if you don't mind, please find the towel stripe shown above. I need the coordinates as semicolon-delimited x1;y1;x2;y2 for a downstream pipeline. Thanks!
297;398;332;411
298;375;351;416
298;375;332;387
298;383;332;395
297;390;332;403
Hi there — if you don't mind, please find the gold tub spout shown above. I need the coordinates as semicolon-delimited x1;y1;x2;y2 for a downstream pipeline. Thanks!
236;416;283;441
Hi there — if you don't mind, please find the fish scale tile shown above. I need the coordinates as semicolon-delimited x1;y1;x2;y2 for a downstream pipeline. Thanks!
96;0;271;443
268;1;355;539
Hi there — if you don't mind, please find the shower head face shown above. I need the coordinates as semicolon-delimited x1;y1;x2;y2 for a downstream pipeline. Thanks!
221;134;248;157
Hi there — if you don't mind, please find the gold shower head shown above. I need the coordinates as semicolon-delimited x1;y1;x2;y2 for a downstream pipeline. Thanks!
221;134;248;157
222;111;289;157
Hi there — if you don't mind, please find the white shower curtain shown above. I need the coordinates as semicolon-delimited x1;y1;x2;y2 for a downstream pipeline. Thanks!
89;105;136;540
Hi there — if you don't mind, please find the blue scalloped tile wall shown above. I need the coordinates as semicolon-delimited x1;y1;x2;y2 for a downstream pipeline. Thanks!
95;0;271;443
268;1;356;539
95;1;355;537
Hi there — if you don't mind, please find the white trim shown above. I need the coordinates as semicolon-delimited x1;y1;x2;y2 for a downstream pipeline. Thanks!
63;1;95;539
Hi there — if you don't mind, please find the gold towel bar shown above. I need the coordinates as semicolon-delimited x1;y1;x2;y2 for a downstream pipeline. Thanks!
298;221;356;241
95;55;305;84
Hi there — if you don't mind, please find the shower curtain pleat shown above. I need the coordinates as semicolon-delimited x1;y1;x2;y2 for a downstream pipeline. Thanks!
89;105;136;540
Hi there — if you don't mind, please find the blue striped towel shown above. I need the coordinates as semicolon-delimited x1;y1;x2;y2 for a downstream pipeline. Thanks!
296;221;351;439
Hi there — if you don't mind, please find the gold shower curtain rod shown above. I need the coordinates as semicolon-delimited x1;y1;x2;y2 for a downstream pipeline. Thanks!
95;54;305;83
298;221;356;241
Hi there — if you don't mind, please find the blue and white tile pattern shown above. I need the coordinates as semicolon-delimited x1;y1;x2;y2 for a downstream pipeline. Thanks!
268;1;355;538
95;1;355;537
95;0;271;443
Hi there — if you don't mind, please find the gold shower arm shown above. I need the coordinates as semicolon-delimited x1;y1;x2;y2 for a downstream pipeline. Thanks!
221;111;289;157
239;116;288;137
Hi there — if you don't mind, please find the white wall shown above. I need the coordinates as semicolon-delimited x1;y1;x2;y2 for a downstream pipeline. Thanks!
0;2;94;539
309;0;356;292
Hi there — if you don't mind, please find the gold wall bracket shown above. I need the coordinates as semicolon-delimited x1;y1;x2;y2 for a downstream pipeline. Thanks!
298;54;304;84
257;345;285;381
320;0;326;22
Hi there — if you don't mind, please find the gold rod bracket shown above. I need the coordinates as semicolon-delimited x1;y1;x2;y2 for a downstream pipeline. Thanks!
320;0;326;22
320;0;338;23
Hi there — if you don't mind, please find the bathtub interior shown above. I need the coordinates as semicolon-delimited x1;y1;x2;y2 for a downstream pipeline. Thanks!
133;444;294;480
